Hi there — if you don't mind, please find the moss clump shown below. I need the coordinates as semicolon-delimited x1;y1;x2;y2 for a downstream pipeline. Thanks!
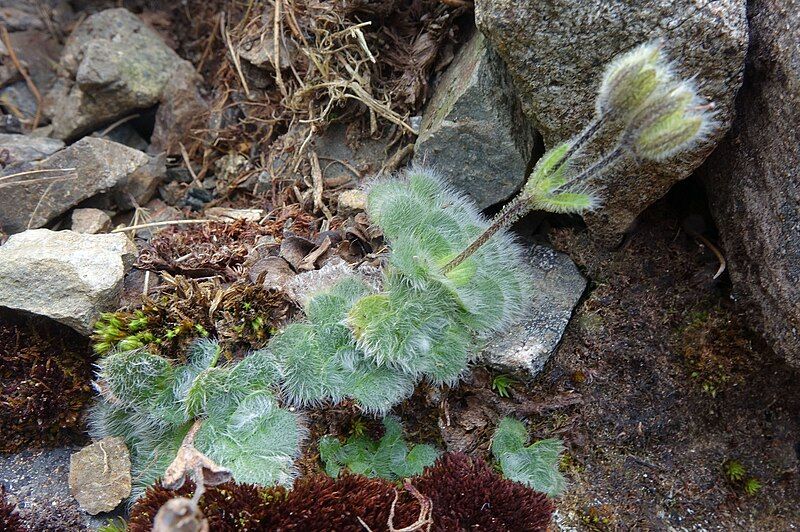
93;276;294;359
679;306;759;397
128;452;555;532
0;311;93;453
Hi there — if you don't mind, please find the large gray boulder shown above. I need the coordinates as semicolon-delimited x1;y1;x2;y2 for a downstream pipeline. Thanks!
475;0;748;243
0;229;136;335
0;137;151;233
44;8;204;143
481;245;586;378
697;0;800;369
413;31;537;209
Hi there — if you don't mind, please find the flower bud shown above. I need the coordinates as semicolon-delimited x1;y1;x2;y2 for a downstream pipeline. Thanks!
631;82;715;160
596;42;669;121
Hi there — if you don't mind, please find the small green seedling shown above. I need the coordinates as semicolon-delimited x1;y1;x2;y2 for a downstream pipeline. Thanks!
492;374;517;398
723;459;762;496
492;417;566;496
319;417;439;480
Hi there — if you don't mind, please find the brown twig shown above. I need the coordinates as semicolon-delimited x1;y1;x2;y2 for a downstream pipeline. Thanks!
0;26;43;129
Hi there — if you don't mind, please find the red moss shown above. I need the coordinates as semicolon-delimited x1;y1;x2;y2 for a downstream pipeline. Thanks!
416;453;555;531
0;311;93;452
127;453;554;531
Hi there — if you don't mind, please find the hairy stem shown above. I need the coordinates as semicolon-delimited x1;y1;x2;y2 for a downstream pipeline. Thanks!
553;144;625;195
442;195;530;274
555;115;606;174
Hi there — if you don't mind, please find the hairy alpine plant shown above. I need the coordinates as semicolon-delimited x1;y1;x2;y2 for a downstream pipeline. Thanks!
319;416;439;480
491;417;566;497
88;339;304;498
444;41;717;272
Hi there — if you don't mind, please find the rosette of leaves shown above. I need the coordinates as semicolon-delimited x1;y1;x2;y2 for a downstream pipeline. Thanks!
88;339;304;498
491;417;566;497
265;277;417;414
347;169;534;382
319;417;439;480
261;169;535;415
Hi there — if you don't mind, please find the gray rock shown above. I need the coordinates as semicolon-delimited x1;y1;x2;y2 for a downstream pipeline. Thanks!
0;229;136;335
149;61;208;156
0;81;38;119
70;208;112;234
414;31;537;209
0;1;72;32
0;137;150;233
284;257;355;307
69;437;131;515
44;8;198;141
481;245;586;378
266;123;390;188
337;189;367;215
0;446;113;530
112;152;167;210
475;0;748;243
697;0;800;369
0;133;64;165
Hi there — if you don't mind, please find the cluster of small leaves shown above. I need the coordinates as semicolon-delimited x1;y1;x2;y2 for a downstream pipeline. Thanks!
491;418;566;497
128;452;554;532
492;374;517;398
319;417;439;480
88;339;304;498
723;459;762;496
0;312;93;452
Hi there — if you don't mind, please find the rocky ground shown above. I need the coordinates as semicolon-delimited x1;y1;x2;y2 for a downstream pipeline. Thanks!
0;0;798;530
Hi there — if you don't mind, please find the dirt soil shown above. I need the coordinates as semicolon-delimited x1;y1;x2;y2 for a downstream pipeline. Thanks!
536;183;800;529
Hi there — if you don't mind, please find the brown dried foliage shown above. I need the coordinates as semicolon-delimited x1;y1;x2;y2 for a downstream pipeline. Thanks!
0;311;93;453
128;453;554;531
158;0;468;209
137;215;315;280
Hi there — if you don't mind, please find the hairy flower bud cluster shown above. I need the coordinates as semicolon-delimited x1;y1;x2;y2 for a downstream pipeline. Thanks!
599;41;717;160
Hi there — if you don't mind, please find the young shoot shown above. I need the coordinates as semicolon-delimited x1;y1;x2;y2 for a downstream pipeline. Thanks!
444;41;716;273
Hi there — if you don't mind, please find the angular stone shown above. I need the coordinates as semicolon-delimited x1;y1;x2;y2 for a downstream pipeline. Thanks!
70;208;111;234
68;437;131;515
45;8;198;141
697;0;800;369
112;152;166;210
0;137;150;234
336;189;367;215
0;229;136;335
149;61;208;156
0;133;64;165
476;0;748;243
284;257;355;307
414;31;537;209
481;245;586;378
